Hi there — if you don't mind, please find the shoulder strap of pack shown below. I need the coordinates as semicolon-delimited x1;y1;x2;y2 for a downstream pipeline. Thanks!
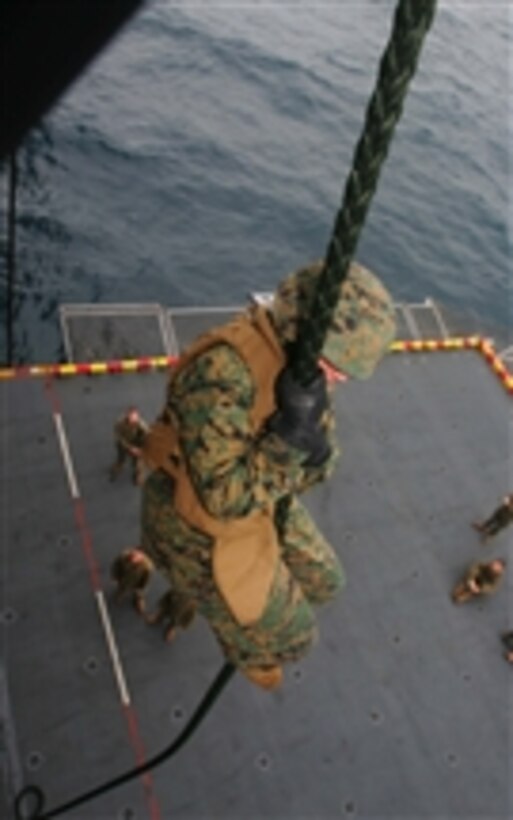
170;305;285;429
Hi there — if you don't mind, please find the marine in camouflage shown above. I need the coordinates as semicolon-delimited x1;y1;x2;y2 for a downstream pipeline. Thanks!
110;547;154;615
472;494;513;542
141;341;343;671
110;408;148;485
141;259;396;677
451;559;506;604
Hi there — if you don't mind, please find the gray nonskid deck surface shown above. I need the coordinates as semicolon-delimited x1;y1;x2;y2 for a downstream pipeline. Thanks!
1;345;511;819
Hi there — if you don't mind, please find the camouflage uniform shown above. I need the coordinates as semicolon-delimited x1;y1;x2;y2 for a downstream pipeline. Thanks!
451;561;506;603
145;589;196;641
473;494;513;541
110;548;154;614
110;410;148;485
141;260;396;677
141;401;341;669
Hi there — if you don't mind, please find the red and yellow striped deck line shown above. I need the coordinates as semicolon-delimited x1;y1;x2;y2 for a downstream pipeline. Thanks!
0;355;179;380
390;336;512;394
389;336;482;353
0;340;511;394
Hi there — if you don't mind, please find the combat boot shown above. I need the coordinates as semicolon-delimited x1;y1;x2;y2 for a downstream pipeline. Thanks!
243;665;283;690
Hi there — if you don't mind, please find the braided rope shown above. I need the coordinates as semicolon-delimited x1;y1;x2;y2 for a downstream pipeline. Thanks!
291;0;437;384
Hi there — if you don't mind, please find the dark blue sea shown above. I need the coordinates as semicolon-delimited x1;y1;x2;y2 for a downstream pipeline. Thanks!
0;1;510;361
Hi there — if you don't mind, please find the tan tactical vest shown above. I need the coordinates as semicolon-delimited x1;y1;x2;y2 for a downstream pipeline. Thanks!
143;305;286;626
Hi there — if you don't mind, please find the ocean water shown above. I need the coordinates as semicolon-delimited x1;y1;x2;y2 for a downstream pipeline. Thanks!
0;1;510;362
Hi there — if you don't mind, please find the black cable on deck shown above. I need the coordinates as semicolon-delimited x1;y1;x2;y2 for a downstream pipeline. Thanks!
14;661;236;819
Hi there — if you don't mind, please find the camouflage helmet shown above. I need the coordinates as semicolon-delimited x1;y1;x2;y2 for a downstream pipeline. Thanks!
270;260;396;380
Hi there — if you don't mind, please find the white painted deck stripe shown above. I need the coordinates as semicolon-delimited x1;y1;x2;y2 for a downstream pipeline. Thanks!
96;590;131;706
53;412;80;499
51;408;132;707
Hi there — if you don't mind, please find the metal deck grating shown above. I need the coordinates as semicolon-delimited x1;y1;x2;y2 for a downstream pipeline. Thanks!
59;304;177;361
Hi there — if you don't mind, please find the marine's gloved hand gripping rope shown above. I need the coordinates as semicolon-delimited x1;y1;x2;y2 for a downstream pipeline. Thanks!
268;366;331;468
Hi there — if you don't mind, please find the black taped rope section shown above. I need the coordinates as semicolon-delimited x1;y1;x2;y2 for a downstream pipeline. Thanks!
14;661;236;820
291;0;437;386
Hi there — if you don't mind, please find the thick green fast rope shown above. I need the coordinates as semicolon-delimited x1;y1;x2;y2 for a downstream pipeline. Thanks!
291;0;437;385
